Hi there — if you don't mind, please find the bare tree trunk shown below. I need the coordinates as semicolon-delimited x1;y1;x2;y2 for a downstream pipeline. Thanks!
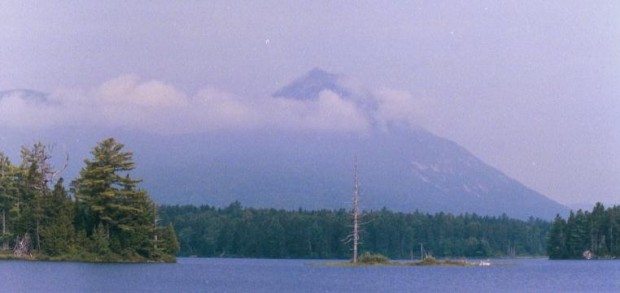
352;158;360;263
14;234;32;257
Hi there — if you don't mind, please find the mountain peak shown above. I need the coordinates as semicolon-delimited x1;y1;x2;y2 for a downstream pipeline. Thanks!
0;89;48;103
306;67;333;77
272;68;351;100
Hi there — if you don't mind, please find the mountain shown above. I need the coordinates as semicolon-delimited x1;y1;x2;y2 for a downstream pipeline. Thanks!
133;127;566;220
0;89;48;103
272;68;352;100
136;69;567;219
0;71;569;220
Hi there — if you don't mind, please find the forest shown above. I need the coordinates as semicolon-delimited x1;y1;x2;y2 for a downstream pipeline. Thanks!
0;138;178;262
547;203;620;259
159;202;550;259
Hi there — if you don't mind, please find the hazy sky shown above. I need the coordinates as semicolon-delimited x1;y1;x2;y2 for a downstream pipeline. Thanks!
1;1;619;207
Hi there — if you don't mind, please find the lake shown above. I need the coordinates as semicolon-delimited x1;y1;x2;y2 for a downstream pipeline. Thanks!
0;258;618;292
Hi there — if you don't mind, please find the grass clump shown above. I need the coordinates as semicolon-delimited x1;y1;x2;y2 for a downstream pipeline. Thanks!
408;256;471;266
356;252;390;265
417;255;439;266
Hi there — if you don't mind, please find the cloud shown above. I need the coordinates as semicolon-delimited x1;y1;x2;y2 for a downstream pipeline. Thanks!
373;89;423;129
269;90;370;132
1;75;382;134
0;91;67;130
97;75;187;109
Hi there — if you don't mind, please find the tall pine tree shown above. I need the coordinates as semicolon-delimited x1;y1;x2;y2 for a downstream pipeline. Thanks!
547;214;566;259
73;138;158;258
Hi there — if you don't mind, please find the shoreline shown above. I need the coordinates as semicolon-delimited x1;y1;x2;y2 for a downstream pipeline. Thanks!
0;252;175;264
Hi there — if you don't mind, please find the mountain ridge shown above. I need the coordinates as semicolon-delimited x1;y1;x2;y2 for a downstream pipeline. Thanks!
125;121;567;219
272;67;352;100
0;70;569;219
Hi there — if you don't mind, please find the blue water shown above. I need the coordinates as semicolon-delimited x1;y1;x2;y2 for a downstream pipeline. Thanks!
0;258;618;292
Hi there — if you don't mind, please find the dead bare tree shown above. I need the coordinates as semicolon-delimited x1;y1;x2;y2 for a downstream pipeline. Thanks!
342;157;368;263
20;143;69;253
13;233;32;258
351;157;361;263
345;157;360;263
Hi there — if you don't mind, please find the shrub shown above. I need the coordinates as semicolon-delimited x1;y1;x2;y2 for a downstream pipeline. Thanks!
357;252;390;264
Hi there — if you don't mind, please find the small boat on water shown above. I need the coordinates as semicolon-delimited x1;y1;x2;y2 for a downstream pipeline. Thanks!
478;260;491;266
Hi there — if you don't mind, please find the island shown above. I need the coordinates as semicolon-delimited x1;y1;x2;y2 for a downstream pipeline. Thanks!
0;138;178;262
317;252;487;267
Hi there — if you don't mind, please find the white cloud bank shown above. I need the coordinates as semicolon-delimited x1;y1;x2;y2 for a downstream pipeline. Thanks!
0;75;423;134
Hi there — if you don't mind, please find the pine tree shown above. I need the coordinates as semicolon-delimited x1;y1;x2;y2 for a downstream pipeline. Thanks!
565;210;589;258
160;224;180;256
589;202;607;255
39;179;75;256
547;214;566;259
16;143;55;252
73;138;159;258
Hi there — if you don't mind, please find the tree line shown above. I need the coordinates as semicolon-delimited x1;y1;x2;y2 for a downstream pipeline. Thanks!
159;202;550;259
0;138;178;262
547;203;620;259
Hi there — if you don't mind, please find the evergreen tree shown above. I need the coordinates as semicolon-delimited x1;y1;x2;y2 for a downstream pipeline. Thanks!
547;214;566;259
15;143;55;252
160;224;180;256
39;179;75;256
159;203;552;259
566;210;589;258
0;140;173;262
589;202;607;255
547;203;620;259
0;153;17;250
73;138;158;258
